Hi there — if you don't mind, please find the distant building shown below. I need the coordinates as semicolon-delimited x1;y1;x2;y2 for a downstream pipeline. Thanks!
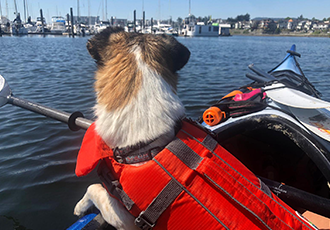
296;21;306;30
313;22;329;30
73;16;100;25
287;19;294;30
235;21;251;29
276;20;287;29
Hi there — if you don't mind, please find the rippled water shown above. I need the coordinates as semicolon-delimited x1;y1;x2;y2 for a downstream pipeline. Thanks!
0;35;330;229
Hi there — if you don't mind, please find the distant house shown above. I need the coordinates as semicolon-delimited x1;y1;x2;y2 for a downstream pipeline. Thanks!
304;20;312;30
234;21;251;29
258;19;276;30
313;22;329;30
276;20;287;29
296;21;306;30
287;19;294;30
235;21;241;29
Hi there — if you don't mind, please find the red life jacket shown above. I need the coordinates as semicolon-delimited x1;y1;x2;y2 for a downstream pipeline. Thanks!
76;120;316;230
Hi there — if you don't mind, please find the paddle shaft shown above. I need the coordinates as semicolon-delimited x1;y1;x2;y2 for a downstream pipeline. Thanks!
7;95;92;130
261;177;330;218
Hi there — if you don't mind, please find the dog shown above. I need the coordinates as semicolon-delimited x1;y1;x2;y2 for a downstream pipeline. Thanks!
74;27;191;230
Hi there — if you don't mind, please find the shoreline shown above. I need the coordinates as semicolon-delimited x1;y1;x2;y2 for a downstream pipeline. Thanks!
230;29;330;38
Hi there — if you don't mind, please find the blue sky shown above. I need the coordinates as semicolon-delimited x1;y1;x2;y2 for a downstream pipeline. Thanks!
1;0;330;23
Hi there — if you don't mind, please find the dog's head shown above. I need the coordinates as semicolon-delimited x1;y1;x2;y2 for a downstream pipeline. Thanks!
86;27;190;112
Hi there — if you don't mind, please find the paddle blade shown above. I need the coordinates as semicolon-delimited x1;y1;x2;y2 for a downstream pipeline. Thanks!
0;75;12;107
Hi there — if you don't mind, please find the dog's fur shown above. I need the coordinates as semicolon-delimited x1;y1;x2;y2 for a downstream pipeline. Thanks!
74;27;190;229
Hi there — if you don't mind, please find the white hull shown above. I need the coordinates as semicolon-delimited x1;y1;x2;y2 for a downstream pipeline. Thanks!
181;24;219;37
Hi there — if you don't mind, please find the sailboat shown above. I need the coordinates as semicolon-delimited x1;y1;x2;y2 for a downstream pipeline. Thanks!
11;0;28;35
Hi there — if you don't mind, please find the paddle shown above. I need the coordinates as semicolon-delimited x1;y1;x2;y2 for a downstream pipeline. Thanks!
0;75;93;131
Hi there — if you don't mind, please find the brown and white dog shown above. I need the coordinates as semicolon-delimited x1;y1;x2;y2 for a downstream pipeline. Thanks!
74;27;190;229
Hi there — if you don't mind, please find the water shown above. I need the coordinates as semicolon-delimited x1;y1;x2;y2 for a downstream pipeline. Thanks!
0;35;330;229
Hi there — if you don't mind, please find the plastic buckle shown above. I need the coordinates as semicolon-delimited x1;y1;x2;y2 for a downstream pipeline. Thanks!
134;211;155;230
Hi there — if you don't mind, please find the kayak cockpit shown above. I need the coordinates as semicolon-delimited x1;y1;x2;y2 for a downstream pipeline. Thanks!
213;113;330;212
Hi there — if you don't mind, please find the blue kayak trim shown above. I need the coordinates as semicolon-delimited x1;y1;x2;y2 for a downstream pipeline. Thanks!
271;55;302;76
67;213;98;230
270;44;303;76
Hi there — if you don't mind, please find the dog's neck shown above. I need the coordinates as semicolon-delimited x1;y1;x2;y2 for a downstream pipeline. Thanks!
94;47;185;149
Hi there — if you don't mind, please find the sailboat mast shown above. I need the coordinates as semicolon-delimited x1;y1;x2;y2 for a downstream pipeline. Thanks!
105;0;107;21
88;0;91;25
23;0;26;22
0;0;3;19
6;0;8;18
13;0;18;15
189;0;191;16
77;0;80;22
25;0;29;19
102;0;104;21
158;0;161;21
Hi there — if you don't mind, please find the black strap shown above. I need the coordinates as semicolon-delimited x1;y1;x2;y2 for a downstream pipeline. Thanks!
97;161;135;211
112;120;182;164
201;135;218;152
166;138;203;170
135;179;183;230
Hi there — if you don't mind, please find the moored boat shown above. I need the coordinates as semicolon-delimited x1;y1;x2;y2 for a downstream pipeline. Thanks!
11;13;28;35
50;16;67;34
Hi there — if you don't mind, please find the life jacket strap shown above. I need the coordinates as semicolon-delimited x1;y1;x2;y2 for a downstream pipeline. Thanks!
97;160;135;211
135;179;183;230
112;121;183;164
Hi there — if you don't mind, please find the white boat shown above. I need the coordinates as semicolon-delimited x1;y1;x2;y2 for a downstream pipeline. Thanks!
0;16;10;33
50;16;66;34
95;21;110;33
152;22;178;36
181;22;219;37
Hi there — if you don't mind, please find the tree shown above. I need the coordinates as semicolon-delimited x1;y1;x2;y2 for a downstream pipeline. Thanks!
251;20;260;30
226;17;236;23
274;27;281;34
298;14;304;20
236;13;250;22
176;17;183;26
203;16;209;24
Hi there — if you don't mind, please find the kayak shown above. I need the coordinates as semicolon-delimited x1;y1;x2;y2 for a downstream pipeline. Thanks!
203;44;330;219
66;44;330;229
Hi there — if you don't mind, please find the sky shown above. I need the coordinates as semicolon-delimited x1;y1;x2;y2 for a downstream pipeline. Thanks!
1;0;330;23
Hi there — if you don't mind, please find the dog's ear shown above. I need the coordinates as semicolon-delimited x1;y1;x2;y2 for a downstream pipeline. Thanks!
86;27;125;64
159;35;191;72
